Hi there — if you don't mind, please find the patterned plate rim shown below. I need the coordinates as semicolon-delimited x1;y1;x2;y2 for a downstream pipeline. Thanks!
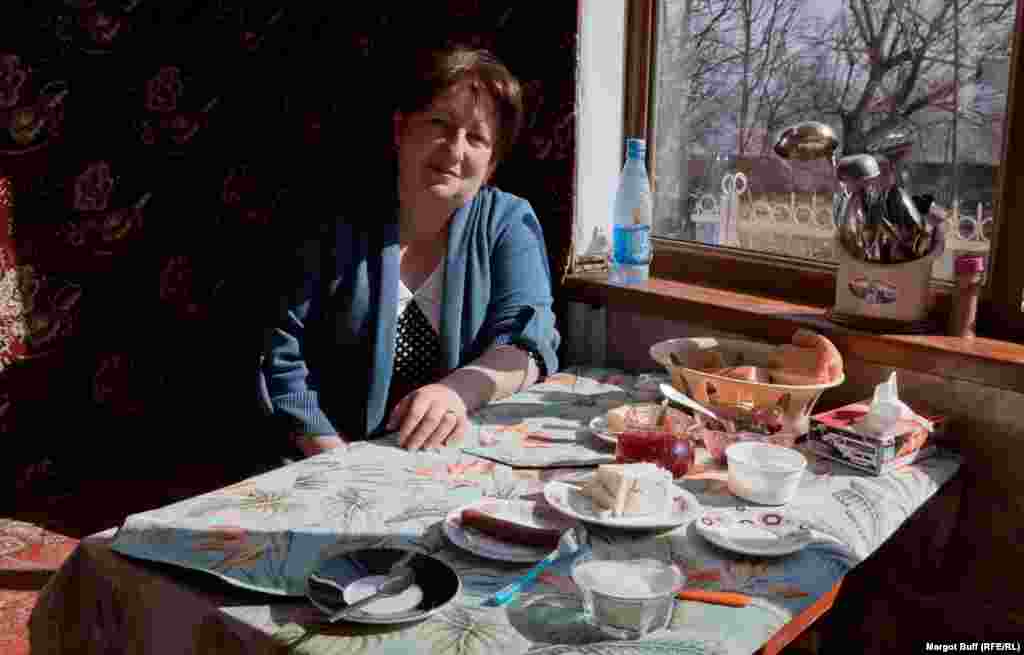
694;507;814;556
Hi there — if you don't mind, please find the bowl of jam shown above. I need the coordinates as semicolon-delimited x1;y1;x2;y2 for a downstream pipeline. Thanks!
696;402;799;463
700;428;799;464
615;430;696;479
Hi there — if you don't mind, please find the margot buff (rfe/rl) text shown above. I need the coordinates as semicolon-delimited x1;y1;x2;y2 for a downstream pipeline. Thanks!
925;643;1022;652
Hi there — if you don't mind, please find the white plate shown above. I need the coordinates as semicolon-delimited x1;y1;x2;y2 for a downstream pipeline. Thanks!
588;415;621;445
443;499;571;563
694;507;814;556
542;479;702;530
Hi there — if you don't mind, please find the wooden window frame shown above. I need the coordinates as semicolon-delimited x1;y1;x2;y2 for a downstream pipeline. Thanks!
624;0;1024;342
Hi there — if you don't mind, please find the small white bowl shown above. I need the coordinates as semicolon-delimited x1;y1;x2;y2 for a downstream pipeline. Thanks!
725;442;807;505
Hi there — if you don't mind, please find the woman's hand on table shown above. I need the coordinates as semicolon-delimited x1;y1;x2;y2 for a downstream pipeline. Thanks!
387;383;469;451
293;434;347;458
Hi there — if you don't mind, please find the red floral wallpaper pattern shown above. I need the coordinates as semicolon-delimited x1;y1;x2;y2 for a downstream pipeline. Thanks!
1;2;578;490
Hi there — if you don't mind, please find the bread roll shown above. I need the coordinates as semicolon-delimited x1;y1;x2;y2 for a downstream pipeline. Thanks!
768;368;827;386
691;349;726;371
791;328;844;382
767;329;844;384
707;365;772;383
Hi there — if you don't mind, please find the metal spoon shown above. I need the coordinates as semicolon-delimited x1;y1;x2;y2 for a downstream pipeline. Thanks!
868;121;918;191
327;566;416;623
888;186;924;231
659;383;721;422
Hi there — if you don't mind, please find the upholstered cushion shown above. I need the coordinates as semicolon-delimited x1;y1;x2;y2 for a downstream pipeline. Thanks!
0;519;80;655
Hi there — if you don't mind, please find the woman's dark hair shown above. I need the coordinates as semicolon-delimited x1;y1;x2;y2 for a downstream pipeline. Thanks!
394;45;523;165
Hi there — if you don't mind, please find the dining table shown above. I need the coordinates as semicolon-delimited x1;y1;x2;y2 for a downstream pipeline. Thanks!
28;366;962;655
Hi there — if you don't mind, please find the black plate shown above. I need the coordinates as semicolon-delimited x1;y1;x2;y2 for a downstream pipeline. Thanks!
305;547;460;624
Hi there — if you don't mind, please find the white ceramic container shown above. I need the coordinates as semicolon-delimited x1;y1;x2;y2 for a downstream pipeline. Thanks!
725;442;807;505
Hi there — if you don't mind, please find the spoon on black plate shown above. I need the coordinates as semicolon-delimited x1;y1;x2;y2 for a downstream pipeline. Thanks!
326;566;416;623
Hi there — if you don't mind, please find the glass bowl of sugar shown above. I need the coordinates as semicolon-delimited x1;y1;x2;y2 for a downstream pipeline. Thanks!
570;550;682;640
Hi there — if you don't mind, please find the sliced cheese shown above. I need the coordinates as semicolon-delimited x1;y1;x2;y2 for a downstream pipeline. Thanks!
579;475;617;510
592;463;672;517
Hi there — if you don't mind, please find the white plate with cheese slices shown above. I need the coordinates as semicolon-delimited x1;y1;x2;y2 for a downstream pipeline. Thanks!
543;474;702;530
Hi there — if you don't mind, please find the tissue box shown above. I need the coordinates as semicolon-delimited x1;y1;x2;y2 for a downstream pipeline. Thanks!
806;401;946;475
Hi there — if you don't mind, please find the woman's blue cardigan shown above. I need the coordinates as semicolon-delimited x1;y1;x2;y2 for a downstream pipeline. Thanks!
262;186;560;440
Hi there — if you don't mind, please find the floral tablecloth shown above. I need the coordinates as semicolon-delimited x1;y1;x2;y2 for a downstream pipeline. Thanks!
29;367;962;655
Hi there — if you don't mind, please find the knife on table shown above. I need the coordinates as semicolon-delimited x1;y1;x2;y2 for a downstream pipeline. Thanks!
676;589;752;607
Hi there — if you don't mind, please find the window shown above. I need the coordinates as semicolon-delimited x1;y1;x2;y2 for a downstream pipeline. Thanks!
629;0;1024;336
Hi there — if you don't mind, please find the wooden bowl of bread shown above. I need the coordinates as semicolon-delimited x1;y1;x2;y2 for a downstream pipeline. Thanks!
649;329;845;435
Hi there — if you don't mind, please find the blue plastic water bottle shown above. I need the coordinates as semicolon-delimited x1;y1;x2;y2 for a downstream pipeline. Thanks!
611;138;653;284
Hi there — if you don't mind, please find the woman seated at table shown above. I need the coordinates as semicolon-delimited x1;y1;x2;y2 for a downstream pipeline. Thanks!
261;44;560;458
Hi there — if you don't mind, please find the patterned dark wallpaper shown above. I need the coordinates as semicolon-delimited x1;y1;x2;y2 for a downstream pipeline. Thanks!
1;2;578;492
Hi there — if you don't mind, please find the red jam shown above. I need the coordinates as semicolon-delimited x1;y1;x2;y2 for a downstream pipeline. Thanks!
615;430;695;478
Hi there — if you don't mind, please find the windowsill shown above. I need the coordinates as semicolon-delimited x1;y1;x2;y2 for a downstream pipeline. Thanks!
563;272;1024;394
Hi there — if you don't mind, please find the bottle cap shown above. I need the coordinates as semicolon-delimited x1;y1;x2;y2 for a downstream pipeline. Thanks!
626;138;646;160
954;254;986;275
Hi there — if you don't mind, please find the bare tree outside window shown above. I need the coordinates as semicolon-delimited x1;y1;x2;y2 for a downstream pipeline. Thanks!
653;0;1018;281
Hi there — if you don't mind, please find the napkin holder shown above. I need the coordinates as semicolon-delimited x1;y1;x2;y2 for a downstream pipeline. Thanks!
827;239;939;334
806;375;946;476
